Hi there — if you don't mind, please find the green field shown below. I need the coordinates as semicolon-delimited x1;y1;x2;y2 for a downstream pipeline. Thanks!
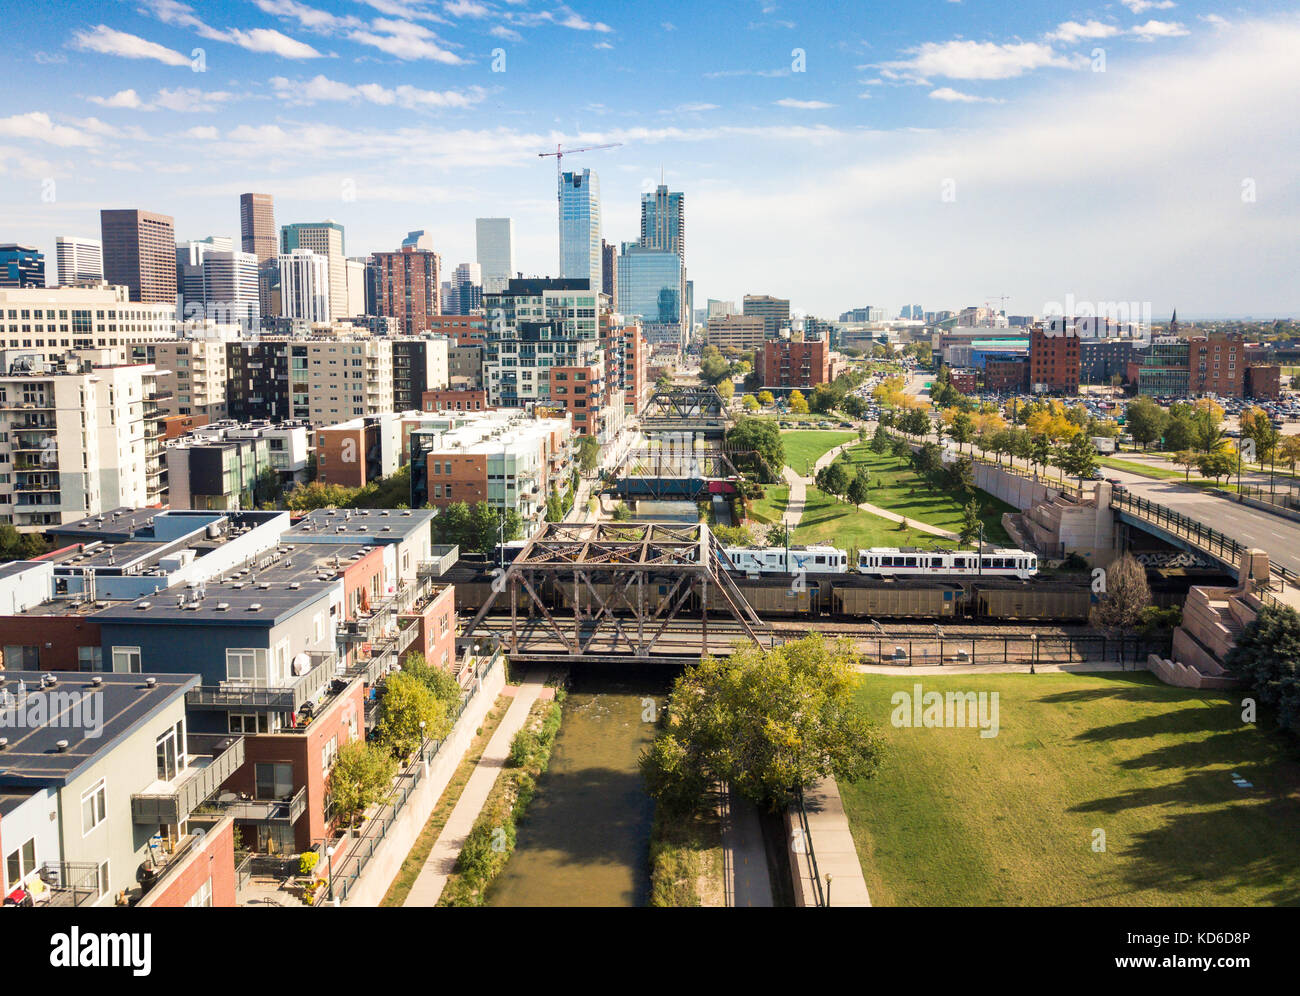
1096;456;1186;480
748;485;789;525
836;445;1014;544
794;487;956;550
842;672;1300;906
781;429;860;475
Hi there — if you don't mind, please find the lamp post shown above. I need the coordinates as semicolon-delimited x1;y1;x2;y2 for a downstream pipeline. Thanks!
1030;634;1038;674
418;720;427;766
825;873;833;909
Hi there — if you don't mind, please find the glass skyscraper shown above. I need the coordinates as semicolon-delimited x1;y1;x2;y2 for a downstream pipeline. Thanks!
559;169;601;292
617;245;681;326
639;184;685;260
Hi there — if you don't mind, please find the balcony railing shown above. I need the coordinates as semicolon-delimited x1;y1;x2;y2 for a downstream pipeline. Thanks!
130;734;246;825
32;862;101;908
186;653;336;712
227;785;307;825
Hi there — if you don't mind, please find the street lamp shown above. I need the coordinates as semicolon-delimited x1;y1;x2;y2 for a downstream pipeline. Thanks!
418;720;427;764
825;873;833;908
1030;634;1038;674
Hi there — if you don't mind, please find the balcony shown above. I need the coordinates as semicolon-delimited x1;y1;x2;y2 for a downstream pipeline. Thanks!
130;734;246;825
186;652;336;713
226;785;307;825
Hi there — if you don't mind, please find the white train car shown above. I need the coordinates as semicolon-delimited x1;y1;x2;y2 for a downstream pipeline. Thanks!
723;545;849;574
857;547;1038;580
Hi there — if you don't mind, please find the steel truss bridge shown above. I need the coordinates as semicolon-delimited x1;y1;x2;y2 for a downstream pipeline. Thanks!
639;386;731;439
464;521;774;665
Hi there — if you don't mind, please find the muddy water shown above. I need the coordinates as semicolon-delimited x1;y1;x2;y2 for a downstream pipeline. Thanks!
485;669;667;907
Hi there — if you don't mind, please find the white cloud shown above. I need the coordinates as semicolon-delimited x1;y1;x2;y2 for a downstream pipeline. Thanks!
775;98;833;109
349;19;463;62
1122;0;1176;12
445;0;490;16
490;25;522;41
71;25;191;66
1048;21;1121;44
183;125;220;140
225;27;324;58
1200;14;1231;31
269;74;486;109
253;0;363;31
89;89;146;109
1131;20;1190;40
928;87;1000;103
0;112;101;146
883;40;1081;81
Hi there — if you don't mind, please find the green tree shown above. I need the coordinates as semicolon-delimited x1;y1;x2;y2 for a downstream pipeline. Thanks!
726;417;785;483
1162;415;1194;452
577;434;600;475
741;393;759;412
1197;447;1236;484
946;410;975;453
328;740;398;827
1173;449;1200;480
1124;397;1168;450
870;423;892;453
285;481;361;511
1054;432;1099;484
846;468;871;505
377;671;450;759
819;461;851;498
639;635;885;812
1225;605;1300;736
958;499;981;546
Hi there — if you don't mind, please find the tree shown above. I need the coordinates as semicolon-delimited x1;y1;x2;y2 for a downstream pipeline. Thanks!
870;423;892;453
716;378;735;401
757;390;775;406
377;672;450;759
727;417;785;483
253;466;283;507
1278;435;1300;476
846;468;871;506
577;434;600;474
741;393;760;412
788;389;809;415
328;740;397;827
946;410;975;453
1224;605;1300;736
285;480;361;511
810;383;839;414
1162;415;1194;452
1197;446;1236;484
1029;434;1054;475
1173;450;1200;481
399;652;464;706
958;499;981;546
545;489;563;522
639;635;885;812
911;441;944;477
819;460;851;498
611;502;632;521
1054;432;1098;484
1090;553;1151;634
0;524;46;562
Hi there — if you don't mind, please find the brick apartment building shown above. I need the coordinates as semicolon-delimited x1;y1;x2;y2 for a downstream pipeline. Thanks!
1029;326;1081;394
757;338;830;391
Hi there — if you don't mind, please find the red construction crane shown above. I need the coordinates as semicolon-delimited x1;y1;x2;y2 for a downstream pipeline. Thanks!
538;142;622;195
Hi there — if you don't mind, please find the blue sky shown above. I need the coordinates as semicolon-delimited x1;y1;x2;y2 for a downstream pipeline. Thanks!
2;0;1298;318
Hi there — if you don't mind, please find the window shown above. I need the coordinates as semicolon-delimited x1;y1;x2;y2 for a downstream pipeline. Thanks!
229;712;271;734
227;648;273;687
5;838;36;891
112;647;141;673
155;720;185;782
81;779;107;835
255;762;294;800
322;735;338;776
77;646;103;672
185;877;213;908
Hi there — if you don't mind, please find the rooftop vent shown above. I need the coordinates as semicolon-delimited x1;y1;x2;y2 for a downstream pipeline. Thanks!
248;602;262;612
216;602;230;611
56;740;69;752
136;601;152;610
90;676;103;686
144;677;157;688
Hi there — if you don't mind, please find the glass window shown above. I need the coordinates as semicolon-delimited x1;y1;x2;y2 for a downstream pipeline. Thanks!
112;647;141;673
81;779;107;835
255;762;294;800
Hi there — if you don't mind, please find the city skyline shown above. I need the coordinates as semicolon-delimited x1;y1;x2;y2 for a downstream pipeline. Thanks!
0;1;1297;318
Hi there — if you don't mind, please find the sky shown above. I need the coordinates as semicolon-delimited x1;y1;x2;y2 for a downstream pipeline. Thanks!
1;0;1297;320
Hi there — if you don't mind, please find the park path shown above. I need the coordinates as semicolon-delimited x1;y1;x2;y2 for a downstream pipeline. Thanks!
403;672;547;907
719;785;773;907
850;499;957;539
780;466;806;528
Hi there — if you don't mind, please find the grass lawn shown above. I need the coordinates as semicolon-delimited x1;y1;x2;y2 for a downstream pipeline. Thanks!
837;445;1014;544
1097;455;1187;480
748;485;789;525
795;487;958;550
842;672;1300;906
781;429;860;475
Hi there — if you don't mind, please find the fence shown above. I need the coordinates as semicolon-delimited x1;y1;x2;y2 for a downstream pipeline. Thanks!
1111;486;1300;611
312;649;503;905
791;785;826;908
857;632;1169;667
1234;482;1300;510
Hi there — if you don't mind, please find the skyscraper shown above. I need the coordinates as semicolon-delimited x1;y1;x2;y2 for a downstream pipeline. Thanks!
239;193;276;263
402;230;434;252
639;184;685;260
558;169;601;292
281;220;346;320
475;218;515;294
618;244;683;351
55;236;103;286
372;245;442;333
0;245;45;288
100;208;176;303
743;294;791;339
450;262;483;315
277;249;330;324
601;238;617;311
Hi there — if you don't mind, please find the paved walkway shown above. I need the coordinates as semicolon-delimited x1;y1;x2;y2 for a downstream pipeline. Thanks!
719;785;773;907
794;777;871;907
856;660;1129;676
403;673;546;906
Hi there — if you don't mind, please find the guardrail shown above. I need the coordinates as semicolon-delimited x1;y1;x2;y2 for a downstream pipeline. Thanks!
1111;486;1299;610
792;785;826;908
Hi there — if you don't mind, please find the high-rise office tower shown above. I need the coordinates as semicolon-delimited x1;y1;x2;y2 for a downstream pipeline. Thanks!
601;239;617;311
743;294;792;339
475;218;515;294
372;245;441;333
199;249;259;329
0;245;45;288
281;220;346;320
100;208;176;303
278;249;330;323
558;169;601;292
345;257;369;317
449;262;482;315
239;193;276;263
55;236;104;286
639;184;685;260
176;236;234;318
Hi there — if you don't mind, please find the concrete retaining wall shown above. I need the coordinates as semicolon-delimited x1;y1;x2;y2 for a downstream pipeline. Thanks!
972;462;1059;511
1145;653;1240;690
339;660;507;907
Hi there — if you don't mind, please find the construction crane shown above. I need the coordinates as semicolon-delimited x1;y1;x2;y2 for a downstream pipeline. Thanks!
986;294;1010;316
537;142;623;195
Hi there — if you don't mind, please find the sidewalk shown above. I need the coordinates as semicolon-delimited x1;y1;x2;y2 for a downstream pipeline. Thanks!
403;673;547;906
791;777;871;907
719;785;773;907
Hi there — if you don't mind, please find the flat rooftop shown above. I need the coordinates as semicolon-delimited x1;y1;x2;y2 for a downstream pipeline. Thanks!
0;670;198;789
92;578;335;627
292;507;434;540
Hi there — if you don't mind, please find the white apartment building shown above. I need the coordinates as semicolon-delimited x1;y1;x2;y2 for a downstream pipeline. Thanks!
0;285;176;364
0;352;168;530
55;236;104;286
345;258;367;317
281;221;346;320
278;249;330;324
301;338;394;426
150;338;230;419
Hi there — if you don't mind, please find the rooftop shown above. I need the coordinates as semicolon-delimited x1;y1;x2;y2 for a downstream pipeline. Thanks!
291;507;434;541
92;577;334;627
0;670;197;789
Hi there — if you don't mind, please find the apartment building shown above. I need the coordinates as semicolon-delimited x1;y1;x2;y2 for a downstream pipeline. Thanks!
422;388;489;413
301;338;394;426
0;669;238;907
622;324;649;414
450;342;484;389
147;337;229;419
742;294;791;338
372;246;442;333
0;353;169;530
281;222;346;321
758;337;830;391
1029;325;1081;395
391;337;450;411
0;285;176;364
704;314;767;351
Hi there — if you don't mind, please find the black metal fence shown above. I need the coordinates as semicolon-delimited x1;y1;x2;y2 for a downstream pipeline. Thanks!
858;632;1169;667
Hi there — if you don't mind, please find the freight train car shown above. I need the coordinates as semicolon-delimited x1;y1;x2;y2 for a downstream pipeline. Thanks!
970;581;1092;622
831;581;965;619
